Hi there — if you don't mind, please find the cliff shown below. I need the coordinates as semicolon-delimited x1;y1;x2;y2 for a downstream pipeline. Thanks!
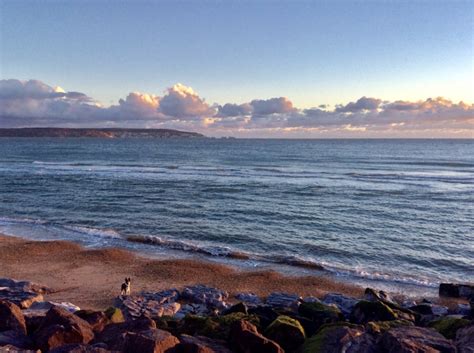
0;128;205;138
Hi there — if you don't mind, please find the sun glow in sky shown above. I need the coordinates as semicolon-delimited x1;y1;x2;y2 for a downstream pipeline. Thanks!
0;0;473;137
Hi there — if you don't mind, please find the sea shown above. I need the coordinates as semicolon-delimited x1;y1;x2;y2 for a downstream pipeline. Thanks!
0;138;473;296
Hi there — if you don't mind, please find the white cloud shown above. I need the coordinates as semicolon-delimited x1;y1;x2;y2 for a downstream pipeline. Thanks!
0;79;472;137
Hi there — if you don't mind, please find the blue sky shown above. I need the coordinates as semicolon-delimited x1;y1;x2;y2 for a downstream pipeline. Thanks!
0;1;472;137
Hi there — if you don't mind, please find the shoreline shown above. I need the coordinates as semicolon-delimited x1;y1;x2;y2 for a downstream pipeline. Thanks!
0;233;365;310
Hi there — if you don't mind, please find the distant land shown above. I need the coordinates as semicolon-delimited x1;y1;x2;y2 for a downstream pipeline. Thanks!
0;128;205;138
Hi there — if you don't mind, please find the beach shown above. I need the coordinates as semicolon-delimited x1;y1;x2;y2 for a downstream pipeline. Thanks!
0;233;363;310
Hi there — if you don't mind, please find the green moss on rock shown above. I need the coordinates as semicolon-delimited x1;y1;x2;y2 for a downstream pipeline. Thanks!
428;317;471;339
265;315;306;352
104;307;125;323
367;319;413;334
298;302;344;327
350;300;397;324
302;323;363;353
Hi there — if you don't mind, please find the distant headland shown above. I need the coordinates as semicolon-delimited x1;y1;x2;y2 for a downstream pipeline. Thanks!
0;127;206;138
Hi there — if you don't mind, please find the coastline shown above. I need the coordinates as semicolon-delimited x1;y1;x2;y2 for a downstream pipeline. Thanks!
0;233;364;310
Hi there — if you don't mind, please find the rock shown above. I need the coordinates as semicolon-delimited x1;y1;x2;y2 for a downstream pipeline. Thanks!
0;330;33;349
409;304;433;315
29;301;80;313
302;323;365;353
34;306;94;352
364;288;395;304
0;279;49;295
428;317;471;339
181;286;228;308
379;326;456;353
0;345;39;353
142;289;180;304
221;302;247;316
0;287;43;309
302;296;321;304
322;293;358;317
75;310;109;333
432;305;449;316
350;300;397;324
298;302;344;328
248;306;279;329
0;300;27;334
440;283;474;299
229;320;283;353
234;293;262;307
22;310;47;336
49;343;113;352
455;303;471;316
367;320;414;335
123;328;179;353
177;335;232;353
266;293;301;311
93;316;156;351
103;307;125;324
456;325;474;353
265;315;305;352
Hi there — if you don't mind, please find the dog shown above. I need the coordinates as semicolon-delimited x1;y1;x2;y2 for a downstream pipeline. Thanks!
120;277;131;296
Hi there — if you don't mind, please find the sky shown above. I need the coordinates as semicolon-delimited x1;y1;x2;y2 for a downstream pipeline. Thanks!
0;0;473;138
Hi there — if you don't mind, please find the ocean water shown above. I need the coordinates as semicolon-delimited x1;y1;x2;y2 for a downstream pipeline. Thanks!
0;138;473;295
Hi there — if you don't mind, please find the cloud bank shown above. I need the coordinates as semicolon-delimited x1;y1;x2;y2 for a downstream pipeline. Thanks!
0;79;472;137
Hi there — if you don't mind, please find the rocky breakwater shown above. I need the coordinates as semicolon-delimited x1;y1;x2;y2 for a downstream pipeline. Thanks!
0;277;473;353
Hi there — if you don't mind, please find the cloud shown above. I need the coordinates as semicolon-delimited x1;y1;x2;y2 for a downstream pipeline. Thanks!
335;96;382;113
158;83;215;119
250;97;296;115
0;78;472;137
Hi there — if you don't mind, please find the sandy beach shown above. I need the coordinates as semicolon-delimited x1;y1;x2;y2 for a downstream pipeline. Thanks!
0;234;364;310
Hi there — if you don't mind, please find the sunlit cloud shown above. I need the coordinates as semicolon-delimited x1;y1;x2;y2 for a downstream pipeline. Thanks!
0;79;472;137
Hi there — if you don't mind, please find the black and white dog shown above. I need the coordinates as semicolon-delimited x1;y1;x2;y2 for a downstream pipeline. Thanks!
120;277;131;296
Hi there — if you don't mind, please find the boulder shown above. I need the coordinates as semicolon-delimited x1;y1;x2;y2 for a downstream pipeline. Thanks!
0;300;27;334
379;326;456;353
322;293;358;317
248;306;279;329
0;279;48;310
123;328;179;353
409;304;433;316
456;325;474;353
221;302;248;316
265;315;305;352
302;323;365;353
298;302;344;328
455;303;471;316
229;320;283;353
181;286;228;308
0;330;33;349
103;307;124;324
366;320;414;335
75;310;109;333
142;289;180;304
428;317;471;339
176;335;232;353
34;306;94;352
234;293;262;307
93;316;156;351
0;345;39;353
440;283;474;299
350;300;397;324
266;293;301;311
49;344;113;352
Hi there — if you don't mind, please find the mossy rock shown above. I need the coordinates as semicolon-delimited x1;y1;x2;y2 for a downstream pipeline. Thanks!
265;315;306;352
302;323;363;353
367;319;413;335
104;307;125;323
428;317;471;339
350;300;397;324
182;315;221;338
298;302;344;328
182;312;259;340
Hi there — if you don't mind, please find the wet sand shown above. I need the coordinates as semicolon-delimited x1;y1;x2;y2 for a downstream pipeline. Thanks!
0;233;364;310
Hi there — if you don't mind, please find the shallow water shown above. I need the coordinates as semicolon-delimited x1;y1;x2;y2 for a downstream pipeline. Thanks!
0;138;473;295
